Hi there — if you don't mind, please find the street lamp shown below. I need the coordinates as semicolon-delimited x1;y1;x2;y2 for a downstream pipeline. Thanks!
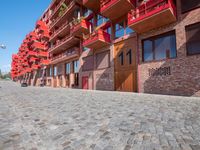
0;44;6;49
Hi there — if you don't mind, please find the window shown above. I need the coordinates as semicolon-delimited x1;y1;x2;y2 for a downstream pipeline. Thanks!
115;22;124;38
115;20;134;38
142;31;177;62
97;15;109;26
66;63;71;74
126;49;132;65
119;52;124;65
181;0;200;13
49;67;52;77
73;60;79;73
82;56;94;71
53;66;57;76
186;22;200;55
96;51;110;69
125;20;133;35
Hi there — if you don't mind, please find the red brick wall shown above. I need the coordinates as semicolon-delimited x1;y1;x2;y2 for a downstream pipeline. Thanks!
138;0;200;96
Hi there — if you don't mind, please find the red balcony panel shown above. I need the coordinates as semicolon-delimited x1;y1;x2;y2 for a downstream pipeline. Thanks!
38;51;48;58
83;29;111;49
26;68;32;73
42;31;50;39
71;19;91;37
128;0;176;33
28;51;38;57
100;0;135;20
83;0;100;12
32;64;41;70
32;41;45;50
29;57;38;62
41;59;50;66
36;20;46;28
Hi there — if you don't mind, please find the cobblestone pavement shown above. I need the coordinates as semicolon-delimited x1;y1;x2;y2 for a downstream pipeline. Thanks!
1;81;200;150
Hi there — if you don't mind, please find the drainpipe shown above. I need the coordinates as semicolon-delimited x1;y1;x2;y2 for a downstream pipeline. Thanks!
136;33;141;93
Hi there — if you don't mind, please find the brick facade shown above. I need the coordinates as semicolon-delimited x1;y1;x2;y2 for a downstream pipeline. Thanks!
138;0;200;96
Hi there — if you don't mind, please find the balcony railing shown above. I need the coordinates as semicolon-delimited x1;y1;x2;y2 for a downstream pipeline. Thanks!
29;57;38;62
128;0;176;33
28;51;38;57
50;1;75;29
83;29;111;49
32;64;41;70
50;48;79;64
38;51;48;58
71;19;91;37
50;21;70;41
41;59;50;66
49;35;79;53
100;0;135;20
32;41;46;50
50;0;65;19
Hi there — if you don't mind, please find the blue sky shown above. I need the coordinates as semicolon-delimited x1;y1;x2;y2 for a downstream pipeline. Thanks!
0;0;51;73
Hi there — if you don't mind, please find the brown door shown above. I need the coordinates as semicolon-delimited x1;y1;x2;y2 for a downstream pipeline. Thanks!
114;37;137;92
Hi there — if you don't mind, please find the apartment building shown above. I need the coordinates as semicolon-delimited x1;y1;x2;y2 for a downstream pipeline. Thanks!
11;0;200;96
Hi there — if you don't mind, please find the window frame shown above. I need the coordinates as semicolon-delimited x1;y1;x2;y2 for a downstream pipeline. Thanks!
142;30;177;62
185;22;200;56
181;0;200;14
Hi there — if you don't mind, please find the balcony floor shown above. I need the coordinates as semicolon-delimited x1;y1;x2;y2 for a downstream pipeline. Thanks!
101;0;134;20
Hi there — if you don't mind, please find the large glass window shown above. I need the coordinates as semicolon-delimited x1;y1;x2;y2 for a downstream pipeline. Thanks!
53;66;57;76
115;22;124;38
49;67;52;77
143;31;177;62
73;60;79;73
97;15;109;26
186;22;200;55
66;63;71;74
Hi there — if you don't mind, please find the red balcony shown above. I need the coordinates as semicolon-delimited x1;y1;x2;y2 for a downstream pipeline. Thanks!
71;19;91;37
28;51;37;57
83;0;100;12
42;31;50;39
100;0;135;20
32;64;40;70
83;29;111;49
128;0;176;33
26;68;32;73
38;51;48;58
29;57;38;62
32;41;46;50
36;20;46;29
41;59;50;66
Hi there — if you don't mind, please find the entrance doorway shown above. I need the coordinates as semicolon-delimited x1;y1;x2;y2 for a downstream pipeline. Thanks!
114;37;137;92
82;76;89;89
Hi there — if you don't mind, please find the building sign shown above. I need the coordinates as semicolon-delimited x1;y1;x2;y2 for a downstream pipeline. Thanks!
148;67;171;77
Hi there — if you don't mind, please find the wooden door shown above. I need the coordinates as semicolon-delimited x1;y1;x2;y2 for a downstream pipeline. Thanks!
82;76;89;89
114;37;137;92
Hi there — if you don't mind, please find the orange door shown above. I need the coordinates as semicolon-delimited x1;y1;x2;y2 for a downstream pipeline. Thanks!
82;76;89;89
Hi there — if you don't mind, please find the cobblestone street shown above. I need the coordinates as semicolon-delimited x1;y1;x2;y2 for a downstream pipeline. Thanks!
0;81;200;150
